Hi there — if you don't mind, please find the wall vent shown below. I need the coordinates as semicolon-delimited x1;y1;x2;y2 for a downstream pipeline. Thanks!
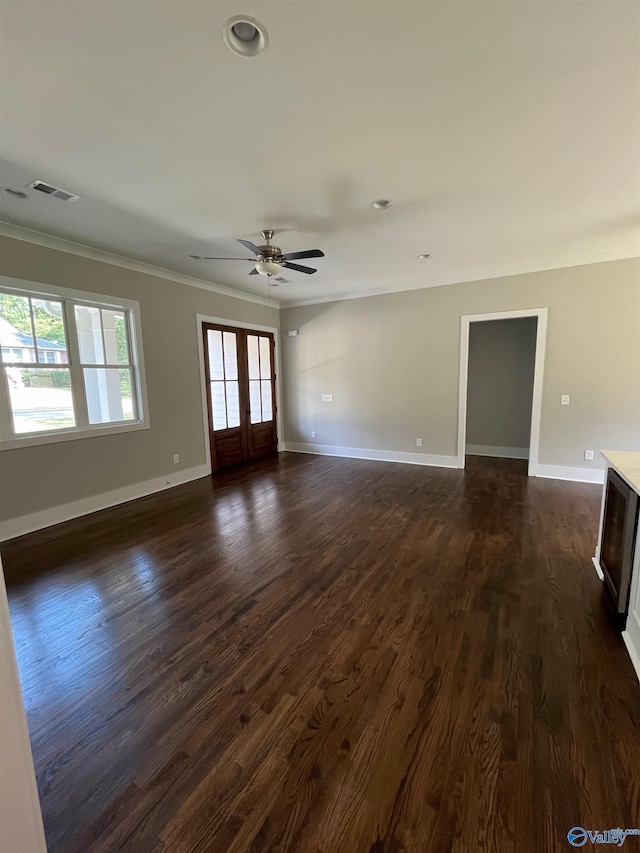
29;179;80;202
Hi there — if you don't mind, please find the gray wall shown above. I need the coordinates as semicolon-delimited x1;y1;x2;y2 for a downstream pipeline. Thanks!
466;317;537;454
0;235;279;522
281;258;640;469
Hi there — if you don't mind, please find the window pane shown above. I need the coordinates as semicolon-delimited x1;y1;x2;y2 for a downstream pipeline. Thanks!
223;332;238;381
84;367;129;424
75;305;105;364
260;380;272;421
103;309;129;365
31;299;68;364
247;335;260;380
259;337;271;380
7;368;75;433
226;381;240;428
207;330;224;380
211;382;227;430
0;294;34;362
249;379;261;423
119;369;135;420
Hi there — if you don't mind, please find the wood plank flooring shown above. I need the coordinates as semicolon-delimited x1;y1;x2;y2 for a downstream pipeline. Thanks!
3;453;640;852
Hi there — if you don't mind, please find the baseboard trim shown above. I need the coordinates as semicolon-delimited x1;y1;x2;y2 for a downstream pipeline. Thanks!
535;464;605;484
591;556;605;581
466;444;529;460
0;464;211;541
622;627;640;684
282;442;460;469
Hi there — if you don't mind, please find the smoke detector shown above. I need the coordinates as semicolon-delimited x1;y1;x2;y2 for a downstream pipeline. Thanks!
28;179;80;202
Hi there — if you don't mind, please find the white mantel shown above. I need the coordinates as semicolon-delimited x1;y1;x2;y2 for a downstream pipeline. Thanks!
593;451;640;682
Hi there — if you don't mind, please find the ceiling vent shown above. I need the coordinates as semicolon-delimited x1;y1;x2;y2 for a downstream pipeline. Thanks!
29;179;80;202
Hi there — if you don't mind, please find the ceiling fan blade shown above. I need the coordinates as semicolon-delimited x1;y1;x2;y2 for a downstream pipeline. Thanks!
281;249;324;261
249;268;259;275
201;257;254;261
238;239;262;256
284;262;317;274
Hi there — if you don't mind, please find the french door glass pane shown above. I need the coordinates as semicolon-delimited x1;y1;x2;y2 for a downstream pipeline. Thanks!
249;380;262;423
247;335;260;380
226;381;240;428
260;380;272;421
8;368;75;433
223;332;238;381
208;329;241;430
207;330;224;381
75;305;105;364
211;382;227;430
84;367;131;423
259;337;271;379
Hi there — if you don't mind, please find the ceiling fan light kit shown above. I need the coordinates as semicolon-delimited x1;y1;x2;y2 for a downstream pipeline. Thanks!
255;259;283;277
199;229;324;280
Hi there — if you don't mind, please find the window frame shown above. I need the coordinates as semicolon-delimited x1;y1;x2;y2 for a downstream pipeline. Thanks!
0;276;150;450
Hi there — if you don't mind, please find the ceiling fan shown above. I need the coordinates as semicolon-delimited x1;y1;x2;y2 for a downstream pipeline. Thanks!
197;230;324;277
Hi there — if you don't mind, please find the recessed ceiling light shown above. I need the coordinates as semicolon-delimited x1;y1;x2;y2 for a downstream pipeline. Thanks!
2;188;28;199
371;199;392;210
223;16;268;57
418;254;432;259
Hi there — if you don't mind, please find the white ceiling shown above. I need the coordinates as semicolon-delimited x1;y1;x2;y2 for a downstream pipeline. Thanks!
1;0;639;305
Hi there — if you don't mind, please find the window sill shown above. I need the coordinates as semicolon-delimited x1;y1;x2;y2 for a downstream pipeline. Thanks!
0;419;150;451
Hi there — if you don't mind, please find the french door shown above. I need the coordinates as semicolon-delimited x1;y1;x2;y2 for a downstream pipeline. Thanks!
202;323;277;471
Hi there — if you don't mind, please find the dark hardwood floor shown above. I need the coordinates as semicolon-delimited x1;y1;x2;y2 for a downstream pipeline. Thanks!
3;453;640;852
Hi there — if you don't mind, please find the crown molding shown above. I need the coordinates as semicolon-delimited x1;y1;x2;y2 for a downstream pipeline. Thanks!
1;221;636;311
0;221;280;310
282;250;640;308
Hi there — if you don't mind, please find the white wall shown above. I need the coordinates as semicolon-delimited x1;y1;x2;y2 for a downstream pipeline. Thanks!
0;556;47;853
281;258;640;476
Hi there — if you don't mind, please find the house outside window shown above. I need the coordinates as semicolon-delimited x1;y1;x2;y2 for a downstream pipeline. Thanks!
0;278;149;448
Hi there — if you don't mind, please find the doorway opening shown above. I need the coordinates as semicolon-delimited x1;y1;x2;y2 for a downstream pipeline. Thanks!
457;308;547;476
199;320;279;472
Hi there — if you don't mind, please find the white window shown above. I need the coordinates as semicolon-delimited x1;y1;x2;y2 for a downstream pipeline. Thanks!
0;278;149;449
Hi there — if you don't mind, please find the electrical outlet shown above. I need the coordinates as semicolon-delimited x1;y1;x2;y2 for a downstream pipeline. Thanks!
173;454;179;464
416;438;423;447
311;431;316;439
561;395;570;405
584;450;594;461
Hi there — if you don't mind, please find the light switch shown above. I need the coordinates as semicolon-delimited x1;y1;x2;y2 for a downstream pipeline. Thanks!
561;395;570;405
